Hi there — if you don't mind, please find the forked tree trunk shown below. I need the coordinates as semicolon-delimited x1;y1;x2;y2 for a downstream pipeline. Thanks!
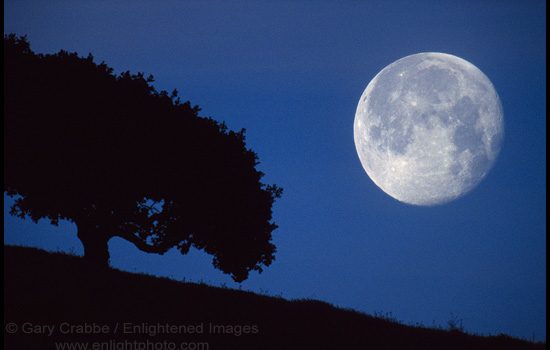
77;223;112;269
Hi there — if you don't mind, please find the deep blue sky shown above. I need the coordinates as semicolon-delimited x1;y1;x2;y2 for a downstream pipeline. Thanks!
4;0;546;341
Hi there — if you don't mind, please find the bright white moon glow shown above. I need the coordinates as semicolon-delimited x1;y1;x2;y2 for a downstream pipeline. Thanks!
354;53;504;205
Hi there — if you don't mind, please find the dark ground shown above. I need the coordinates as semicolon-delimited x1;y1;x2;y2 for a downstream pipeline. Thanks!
4;246;545;350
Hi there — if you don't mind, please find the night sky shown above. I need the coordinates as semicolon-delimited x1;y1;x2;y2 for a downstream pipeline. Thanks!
4;0;546;341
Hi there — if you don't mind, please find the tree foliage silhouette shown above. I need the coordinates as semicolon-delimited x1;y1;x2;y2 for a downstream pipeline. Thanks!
4;34;282;282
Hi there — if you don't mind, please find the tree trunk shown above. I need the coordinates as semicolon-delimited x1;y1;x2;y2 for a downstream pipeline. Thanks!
77;223;111;269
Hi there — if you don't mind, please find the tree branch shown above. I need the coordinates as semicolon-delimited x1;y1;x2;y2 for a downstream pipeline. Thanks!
118;232;171;254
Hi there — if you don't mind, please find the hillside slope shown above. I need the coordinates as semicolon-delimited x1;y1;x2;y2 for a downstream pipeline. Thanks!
4;246;544;350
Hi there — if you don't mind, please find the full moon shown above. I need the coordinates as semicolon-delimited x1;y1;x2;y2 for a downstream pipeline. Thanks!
354;53;504;206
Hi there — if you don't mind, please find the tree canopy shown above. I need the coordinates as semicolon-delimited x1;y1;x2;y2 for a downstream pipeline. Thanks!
4;34;282;282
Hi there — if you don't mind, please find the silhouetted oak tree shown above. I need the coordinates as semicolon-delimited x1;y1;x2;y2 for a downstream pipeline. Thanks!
4;35;282;282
